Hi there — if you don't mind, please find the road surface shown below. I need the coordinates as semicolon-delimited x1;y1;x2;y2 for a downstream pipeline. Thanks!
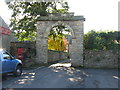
2;62;119;88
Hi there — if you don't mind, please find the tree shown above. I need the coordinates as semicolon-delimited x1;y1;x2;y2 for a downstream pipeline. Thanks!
48;36;68;51
8;1;69;41
84;30;120;50
48;24;70;51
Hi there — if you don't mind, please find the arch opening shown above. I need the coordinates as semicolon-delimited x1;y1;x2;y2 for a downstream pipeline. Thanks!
47;22;73;63
44;21;75;39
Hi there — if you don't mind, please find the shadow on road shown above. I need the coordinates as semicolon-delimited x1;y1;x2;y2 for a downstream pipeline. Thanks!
2;62;119;88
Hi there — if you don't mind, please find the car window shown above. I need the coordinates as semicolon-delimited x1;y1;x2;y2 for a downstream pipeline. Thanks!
3;52;11;60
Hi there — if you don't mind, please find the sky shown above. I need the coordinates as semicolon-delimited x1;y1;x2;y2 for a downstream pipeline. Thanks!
0;0;119;33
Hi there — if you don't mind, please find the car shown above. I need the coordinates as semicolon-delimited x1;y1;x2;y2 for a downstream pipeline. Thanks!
0;49;22;77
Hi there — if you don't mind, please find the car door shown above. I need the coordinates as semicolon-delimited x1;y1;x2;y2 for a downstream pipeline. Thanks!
2;52;16;73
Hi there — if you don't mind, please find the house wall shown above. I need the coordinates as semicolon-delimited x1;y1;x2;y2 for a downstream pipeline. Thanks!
0;36;2;49
0;16;11;51
2;34;11;51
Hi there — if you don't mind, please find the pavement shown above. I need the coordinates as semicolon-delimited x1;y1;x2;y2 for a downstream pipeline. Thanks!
2;61;119;88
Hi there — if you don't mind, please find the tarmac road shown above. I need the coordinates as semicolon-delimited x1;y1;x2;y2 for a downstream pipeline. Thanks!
2;62;119;88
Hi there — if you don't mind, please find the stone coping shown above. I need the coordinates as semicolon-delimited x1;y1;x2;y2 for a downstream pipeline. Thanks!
47;12;74;17
37;16;85;21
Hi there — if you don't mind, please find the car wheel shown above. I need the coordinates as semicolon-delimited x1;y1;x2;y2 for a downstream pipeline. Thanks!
13;65;22;77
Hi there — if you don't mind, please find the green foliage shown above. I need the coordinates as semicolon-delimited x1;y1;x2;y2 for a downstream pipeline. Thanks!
8;1;69;41
84;30;120;50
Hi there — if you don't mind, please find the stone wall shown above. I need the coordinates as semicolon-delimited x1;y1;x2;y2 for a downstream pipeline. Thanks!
10;41;36;67
10;42;119;68
84;50;119;68
10;42;68;67
48;50;68;63
10;41;36;57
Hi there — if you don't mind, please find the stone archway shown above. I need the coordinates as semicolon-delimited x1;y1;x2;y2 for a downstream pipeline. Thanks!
36;13;85;67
